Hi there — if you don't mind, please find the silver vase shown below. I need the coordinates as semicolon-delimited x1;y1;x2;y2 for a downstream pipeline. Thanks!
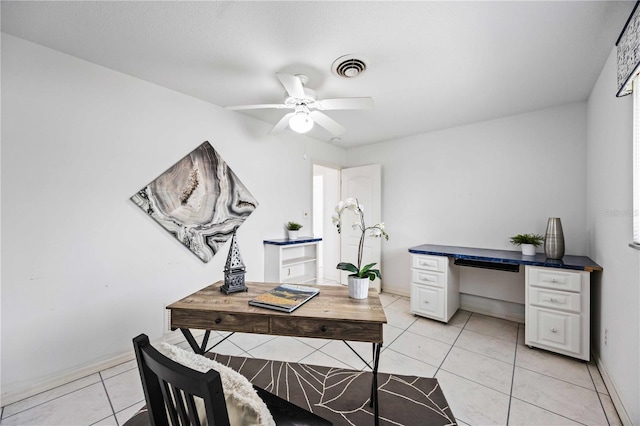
544;217;565;259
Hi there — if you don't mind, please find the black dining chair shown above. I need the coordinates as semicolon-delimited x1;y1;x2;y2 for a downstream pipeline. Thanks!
131;334;331;426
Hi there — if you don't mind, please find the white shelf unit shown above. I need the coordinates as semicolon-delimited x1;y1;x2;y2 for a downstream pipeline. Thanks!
264;238;321;285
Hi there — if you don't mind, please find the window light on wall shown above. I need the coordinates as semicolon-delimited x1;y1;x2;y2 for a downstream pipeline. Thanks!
617;0;640;248
633;79;640;248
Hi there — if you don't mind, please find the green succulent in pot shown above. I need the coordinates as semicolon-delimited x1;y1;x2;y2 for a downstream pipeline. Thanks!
286;221;303;231
509;233;544;247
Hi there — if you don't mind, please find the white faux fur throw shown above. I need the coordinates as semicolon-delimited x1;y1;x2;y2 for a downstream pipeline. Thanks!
155;342;275;426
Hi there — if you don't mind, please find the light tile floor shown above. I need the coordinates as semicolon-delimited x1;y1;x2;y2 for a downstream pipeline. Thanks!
0;293;622;425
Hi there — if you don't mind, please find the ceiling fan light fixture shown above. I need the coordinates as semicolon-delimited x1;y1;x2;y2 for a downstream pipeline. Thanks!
289;112;314;133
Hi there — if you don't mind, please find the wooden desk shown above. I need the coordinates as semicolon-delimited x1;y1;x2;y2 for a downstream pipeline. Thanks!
167;281;387;425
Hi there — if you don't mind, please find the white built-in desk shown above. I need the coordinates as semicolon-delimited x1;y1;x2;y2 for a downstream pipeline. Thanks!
408;244;602;361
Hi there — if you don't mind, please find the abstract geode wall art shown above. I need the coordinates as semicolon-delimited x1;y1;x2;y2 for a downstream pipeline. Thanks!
131;141;258;262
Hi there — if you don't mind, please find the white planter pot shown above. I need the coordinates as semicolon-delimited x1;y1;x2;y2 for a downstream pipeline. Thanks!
521;244;536;256
348;275;370;299
287;230;299;240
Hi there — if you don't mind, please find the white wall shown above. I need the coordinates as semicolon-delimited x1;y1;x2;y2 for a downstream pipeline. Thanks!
346;103;589;298
587;47;639;424
0;34;346;398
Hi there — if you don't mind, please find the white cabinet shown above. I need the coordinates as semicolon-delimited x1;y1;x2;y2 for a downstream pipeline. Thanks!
525;266;590;361
264;238;321;284
410;254;459;322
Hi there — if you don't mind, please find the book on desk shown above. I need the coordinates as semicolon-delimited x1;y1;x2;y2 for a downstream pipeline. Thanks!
248;284;319;313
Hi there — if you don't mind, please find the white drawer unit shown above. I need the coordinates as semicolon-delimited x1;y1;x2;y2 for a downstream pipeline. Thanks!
525;265;590;361
411;254;459;322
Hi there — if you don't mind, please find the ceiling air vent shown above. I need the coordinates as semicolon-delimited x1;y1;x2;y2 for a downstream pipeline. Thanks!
332;55;369;78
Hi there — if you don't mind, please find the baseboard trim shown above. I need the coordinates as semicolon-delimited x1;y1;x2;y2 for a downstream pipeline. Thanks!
459;293;525;323
592;351;634;425
0;330;197;408
382;285;410;298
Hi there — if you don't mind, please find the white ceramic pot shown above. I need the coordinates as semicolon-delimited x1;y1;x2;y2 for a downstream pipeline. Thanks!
287;230;299;240
521;244;536;256
348;275;370;299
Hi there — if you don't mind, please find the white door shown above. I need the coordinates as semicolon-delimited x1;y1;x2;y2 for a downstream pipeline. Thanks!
340;164;382;292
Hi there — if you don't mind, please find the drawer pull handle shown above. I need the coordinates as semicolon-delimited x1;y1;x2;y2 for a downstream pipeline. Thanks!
424;301;430;304
320;325;327;332
551;278;558;283
215;318;222;324
551;327;558;333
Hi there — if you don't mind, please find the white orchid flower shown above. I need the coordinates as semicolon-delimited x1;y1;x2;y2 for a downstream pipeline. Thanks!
331;213;340;225
331;198;389;279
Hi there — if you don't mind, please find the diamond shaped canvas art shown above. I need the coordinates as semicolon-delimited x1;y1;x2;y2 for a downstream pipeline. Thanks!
131;141;258;262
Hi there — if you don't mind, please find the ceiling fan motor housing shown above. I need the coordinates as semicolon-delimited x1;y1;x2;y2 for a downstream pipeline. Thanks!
284;87;317;107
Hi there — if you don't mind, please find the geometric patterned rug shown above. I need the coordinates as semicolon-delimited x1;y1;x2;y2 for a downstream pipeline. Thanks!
205;353;457;426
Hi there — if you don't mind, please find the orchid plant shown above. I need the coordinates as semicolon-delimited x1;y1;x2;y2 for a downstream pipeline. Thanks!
331;198;389;281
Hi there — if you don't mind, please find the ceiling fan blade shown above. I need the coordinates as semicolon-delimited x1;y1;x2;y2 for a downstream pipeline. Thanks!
314;97;375;110
269;112;295;134
276;73;306;99
224;103;289;110
309;111;346;136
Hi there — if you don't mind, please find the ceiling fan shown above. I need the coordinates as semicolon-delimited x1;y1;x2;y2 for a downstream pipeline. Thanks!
224;73;374;136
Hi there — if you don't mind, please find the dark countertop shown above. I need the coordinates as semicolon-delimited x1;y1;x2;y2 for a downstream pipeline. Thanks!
408;244;602;272
263;237;322;246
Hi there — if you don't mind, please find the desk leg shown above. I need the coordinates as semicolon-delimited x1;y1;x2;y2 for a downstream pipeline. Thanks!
370;342;381;426
180;328;208;355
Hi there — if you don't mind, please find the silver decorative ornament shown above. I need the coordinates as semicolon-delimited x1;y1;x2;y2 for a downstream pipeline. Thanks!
221;230;248;294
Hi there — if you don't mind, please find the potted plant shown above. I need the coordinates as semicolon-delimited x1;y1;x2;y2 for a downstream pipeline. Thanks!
332;198;389;299
509;233;544;256
286;221;302;240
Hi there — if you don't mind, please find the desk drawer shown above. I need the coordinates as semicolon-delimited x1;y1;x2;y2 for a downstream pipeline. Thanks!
412;269;444;288
171;310;270;334
528;287;581;313
528;267;582;292
411;284;445;320
412;255;447;272
271;317;383;343
527;306;581;354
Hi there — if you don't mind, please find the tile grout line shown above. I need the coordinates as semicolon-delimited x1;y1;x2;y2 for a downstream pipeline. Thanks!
0;375;104;420
505;325;521;425
586;359;613;425
508;395;591;426
98;371;119;425
433;312;472;377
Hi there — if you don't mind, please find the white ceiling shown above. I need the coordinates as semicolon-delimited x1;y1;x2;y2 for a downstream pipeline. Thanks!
1;1;635;147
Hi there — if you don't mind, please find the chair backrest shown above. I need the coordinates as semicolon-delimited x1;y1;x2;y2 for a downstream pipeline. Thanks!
133;334;231;426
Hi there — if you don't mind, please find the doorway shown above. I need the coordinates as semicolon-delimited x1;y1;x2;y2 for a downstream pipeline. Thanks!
312;164;341;283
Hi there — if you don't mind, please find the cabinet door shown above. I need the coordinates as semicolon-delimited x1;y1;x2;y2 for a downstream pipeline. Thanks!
411;284;444;320
528;307;581;354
